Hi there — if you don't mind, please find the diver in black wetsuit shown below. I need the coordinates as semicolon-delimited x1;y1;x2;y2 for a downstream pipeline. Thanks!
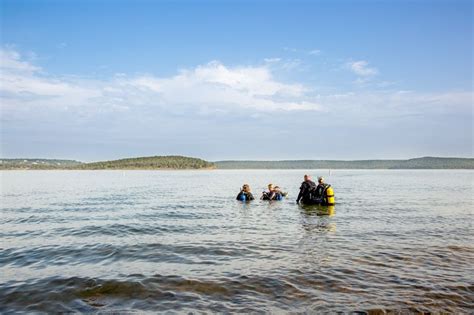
261;183;286;200
314;176;333;205
261;184;276;200
296;174;317;204
273;186;288;199
236;184;255;201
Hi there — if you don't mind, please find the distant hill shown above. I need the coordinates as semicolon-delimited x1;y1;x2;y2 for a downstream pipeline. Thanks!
0;156;214;170
214;157;474;169
75;155;214;170
2;156;472;170
0;159;83;170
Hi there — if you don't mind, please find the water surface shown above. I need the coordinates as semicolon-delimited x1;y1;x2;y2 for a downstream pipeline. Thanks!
1;170;473;313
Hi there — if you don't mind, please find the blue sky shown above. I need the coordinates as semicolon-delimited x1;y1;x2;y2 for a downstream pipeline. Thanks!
1;0;472;161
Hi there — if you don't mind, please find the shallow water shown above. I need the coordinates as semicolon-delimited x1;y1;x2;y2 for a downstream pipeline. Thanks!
1;170;473;313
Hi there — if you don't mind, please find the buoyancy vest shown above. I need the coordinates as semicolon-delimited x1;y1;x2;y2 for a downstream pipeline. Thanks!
304;183;335;205
261;192;271;200
262;191;283;201
274;192;283;200
237;192;246;201
237;192;254;201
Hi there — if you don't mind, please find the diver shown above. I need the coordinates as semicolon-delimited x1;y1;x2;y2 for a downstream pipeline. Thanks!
261;183;285;200
296;174;317;204
236;184;255;201
274;186;288;199
261;183;275;200
314;176;335;205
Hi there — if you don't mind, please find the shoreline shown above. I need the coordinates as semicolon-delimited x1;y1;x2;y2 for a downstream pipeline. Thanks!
2;156;473;170
1;168;473;171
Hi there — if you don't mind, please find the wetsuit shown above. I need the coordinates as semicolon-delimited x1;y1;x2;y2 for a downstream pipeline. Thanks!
236;191;254;201
296;180;316;204
261;191;283;200
315;183;331;205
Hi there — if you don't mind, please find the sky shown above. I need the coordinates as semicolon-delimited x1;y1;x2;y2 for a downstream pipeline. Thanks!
0;0;472;161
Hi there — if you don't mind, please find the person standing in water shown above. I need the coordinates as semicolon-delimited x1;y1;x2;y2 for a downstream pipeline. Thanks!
261;184;276;200
261;184;286;200
314;176;335;205
296;174;316;204
236;184;255;201
273;186;288;199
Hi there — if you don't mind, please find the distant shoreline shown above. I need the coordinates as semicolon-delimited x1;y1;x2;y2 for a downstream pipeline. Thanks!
0;168;217;171
1;168;473;171
1;156;473;170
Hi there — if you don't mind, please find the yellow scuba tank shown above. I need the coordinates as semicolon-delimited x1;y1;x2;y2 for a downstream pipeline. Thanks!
326;186;335;205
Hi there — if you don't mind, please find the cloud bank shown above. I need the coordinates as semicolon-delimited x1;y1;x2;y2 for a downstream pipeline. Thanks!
1;48;472;160
0;48;321;115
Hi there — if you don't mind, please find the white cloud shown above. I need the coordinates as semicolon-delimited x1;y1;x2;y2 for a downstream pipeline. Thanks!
281;59;303;71
283;47;298;52
264;57;281;63
0;48;40;73
283;47;321;56
0;49;321;114
2;48;472;160
0;49;102;113
123;61;315;111
322;90;472;120
1;48;471;121
347;60;378;77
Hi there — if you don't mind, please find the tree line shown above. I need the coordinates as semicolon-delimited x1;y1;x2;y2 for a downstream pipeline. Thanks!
1;156;215;170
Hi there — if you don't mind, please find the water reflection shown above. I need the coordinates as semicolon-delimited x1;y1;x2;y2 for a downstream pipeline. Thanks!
299;204;335;217
299;205;336;233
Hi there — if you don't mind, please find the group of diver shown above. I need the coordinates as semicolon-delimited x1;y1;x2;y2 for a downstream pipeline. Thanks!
236;174;335;206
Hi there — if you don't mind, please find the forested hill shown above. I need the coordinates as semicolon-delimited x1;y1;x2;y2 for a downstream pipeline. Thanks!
0;159;83;169
76;156;214;170
2;156;473;170
0;156;214;170
214;157;474;169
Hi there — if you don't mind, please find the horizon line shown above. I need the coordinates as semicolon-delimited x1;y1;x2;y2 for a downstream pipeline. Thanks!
1;155;474;164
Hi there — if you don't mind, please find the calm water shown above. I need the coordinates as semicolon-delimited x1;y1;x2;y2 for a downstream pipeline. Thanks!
1;170;473;313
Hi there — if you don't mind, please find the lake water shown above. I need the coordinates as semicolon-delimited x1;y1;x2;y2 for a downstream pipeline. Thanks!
1;170;473;313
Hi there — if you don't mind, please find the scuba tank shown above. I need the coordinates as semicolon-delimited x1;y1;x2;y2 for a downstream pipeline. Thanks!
238;192;247;201
325;186;335;205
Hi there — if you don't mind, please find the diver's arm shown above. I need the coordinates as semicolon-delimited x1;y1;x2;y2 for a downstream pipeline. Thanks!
296;184;304;203
296;191;302;203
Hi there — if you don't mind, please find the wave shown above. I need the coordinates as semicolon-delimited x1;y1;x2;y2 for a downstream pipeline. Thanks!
1;273;472;313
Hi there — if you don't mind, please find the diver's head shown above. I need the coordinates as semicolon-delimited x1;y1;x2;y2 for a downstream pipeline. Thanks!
267;183;274;191
242;184;250;192
318;176;324;184
304;174;311;181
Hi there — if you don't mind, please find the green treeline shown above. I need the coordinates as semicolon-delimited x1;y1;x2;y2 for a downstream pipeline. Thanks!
0;159;82;170
0;156;214;170
214;157;474;169
1;156;473;170
75;156;214;170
